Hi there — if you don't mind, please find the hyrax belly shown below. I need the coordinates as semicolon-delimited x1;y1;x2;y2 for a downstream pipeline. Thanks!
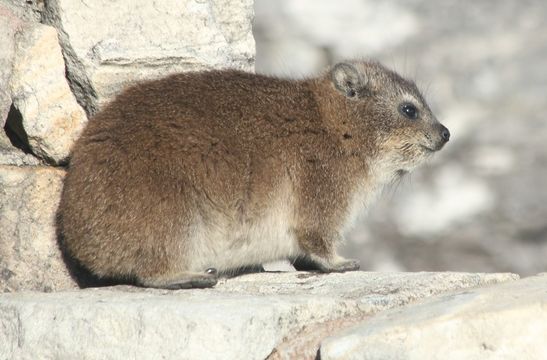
187;182;301;273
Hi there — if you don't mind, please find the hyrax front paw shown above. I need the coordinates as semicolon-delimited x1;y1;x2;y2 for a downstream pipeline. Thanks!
328;257;360;272
294;255;360;273
294;229;360;273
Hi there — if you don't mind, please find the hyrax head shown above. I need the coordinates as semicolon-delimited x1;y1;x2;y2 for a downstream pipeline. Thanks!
329;60;450;172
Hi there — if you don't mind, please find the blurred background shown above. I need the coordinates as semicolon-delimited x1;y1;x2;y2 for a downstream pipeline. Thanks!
253;0;547;275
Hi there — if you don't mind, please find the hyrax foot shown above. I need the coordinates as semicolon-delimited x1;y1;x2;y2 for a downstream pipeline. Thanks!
329;258;360;272
139;270;218;289
293;255;360;273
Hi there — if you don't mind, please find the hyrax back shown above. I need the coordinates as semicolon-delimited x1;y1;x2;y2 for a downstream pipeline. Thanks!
58;61;449;289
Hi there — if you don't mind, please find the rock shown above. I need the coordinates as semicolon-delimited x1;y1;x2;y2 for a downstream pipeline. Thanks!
0;271;516;360
0;4;87;165
268;316;369;360
0;4;20;125
0;3;37;166
42;0;255;114
0;0;43;22
0;166;76;292
0;145;41;166
8;22;87;164
320;274;547;360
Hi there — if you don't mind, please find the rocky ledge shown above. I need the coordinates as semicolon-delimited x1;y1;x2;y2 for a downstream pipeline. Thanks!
2;271;546;360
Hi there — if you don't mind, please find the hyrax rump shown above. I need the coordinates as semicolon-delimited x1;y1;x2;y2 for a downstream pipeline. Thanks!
58;61;450;289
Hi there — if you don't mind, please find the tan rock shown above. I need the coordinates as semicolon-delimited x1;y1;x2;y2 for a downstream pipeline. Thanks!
42;0;255;113
0;166;76;292
0;4;40;166
9;22;87;164
0;3;21;124
320;274;547;360
268;316;368;360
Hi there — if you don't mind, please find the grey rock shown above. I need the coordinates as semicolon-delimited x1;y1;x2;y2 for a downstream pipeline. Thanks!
0;271;516;360
0;144;41;166
0;0;43;22
0;166;76;292
320;274;547;360
42;0;255;114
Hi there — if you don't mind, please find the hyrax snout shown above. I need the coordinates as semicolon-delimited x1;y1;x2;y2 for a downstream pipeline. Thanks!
57;60;449;289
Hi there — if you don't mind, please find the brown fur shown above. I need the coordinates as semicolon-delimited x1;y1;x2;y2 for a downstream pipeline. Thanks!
57;60;449;289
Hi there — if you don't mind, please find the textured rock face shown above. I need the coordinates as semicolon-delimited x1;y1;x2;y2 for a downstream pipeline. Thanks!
42;0;255;114
0;3;36;166
0;166;75;293
0;4;19;124
320;274;547;360
0;3;87;292
0;3;87;165
9;22;87;164
254;0;547;276
0;271;517;360
1;0;43;22
1;0;255;164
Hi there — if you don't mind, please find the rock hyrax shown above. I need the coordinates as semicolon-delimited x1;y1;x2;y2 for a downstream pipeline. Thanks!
57;60;450;289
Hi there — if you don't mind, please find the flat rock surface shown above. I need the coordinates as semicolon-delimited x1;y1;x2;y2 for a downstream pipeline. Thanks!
321;274;547;360
0;271;517;360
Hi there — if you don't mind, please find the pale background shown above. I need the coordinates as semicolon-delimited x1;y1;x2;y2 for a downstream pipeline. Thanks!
253;0;547;275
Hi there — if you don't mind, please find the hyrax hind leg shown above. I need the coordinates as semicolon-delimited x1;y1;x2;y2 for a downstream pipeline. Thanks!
138;268;219;289
293;229;360;273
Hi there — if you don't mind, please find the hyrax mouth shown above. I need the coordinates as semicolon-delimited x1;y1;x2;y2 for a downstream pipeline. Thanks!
420;124;450;153
420;144;436;153
420;143;448;153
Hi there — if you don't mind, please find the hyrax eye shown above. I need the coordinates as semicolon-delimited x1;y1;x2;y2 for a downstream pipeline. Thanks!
399;103;418;120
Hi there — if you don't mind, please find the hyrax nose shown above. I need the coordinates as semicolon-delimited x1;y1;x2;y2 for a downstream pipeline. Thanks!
439;125;450;143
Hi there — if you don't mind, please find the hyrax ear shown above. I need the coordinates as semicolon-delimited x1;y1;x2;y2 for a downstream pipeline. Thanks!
331;62;366;99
